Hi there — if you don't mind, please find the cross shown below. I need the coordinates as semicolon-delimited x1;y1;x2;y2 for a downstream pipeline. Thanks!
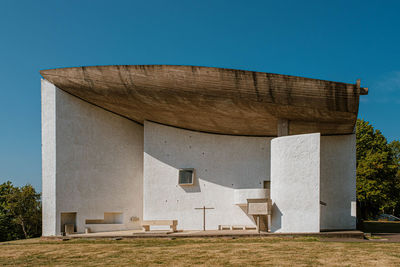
194;206;214;231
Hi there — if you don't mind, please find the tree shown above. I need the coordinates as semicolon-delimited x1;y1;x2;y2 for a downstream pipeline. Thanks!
0;182;23;241
0;181;41;241
356;119;398;219
388;140;400;215
389;140;400;171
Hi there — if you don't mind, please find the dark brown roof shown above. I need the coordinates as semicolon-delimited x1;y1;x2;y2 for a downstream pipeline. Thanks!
40;65;367;136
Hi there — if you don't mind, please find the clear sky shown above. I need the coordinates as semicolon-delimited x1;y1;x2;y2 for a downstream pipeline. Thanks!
0;0;399;191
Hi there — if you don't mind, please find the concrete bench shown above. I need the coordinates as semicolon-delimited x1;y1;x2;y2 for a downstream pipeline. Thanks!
231;225;247;230
218;225;231;230
141;220;178;232
218;225;257;230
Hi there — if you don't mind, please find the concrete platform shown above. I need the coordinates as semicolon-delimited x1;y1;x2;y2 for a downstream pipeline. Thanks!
45;229;364;240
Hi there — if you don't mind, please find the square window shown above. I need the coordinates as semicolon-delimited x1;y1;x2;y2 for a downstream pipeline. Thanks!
179;169;194;185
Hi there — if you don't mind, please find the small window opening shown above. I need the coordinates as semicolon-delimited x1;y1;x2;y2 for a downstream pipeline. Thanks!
61;212;77;233
179;168;194;186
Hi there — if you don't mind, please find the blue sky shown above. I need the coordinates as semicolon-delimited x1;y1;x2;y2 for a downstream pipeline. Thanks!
0;0;399;190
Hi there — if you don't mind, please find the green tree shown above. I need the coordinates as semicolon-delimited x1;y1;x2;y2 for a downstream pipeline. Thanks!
356;119;398;219
0;181;41;241
0;181;23;241
389;140;400;171
388;140;400;215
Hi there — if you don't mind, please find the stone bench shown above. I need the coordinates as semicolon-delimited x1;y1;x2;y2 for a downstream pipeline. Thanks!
141;220;178;232
218;225;257;230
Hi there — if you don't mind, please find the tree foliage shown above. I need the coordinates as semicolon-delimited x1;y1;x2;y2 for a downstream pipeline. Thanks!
356;119;400;219
0;181;41;241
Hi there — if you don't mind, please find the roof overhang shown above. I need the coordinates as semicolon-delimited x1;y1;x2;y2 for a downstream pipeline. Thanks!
40;65;368;136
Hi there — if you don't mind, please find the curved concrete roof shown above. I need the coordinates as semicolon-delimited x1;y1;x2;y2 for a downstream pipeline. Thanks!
40;65;368;136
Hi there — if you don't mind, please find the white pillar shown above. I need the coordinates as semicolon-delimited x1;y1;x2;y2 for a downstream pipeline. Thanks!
270;133;321;233
41;79;57;236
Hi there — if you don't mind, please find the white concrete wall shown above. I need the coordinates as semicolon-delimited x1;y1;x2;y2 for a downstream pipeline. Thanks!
270;133;321;233
143;121;271;230
320;134;356;230
41;80;144;235
41;79;57;236
233;189;269;205
42;79;356;234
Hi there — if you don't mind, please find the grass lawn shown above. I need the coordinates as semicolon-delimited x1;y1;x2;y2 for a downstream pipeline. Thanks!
1;237;400;266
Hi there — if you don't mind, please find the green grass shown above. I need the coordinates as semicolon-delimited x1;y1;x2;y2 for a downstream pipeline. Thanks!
1;237;400;266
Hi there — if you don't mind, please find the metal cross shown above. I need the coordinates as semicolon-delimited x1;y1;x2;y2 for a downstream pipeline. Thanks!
194;206;214;231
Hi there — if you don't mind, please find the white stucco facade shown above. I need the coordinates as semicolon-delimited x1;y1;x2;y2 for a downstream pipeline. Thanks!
270;133;356;233
41;79;357;235
270;133;321;233
143;121;270;230
41;80;144;235
41;80;57;236
320;134;357;230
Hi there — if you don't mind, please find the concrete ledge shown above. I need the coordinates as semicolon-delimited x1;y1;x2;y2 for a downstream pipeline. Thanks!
42;230;364;240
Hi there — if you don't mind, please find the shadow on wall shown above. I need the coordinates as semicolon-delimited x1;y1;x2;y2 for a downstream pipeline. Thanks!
144;122;271;190
271;203;282;232
180;180;201;193
238;205;257;223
